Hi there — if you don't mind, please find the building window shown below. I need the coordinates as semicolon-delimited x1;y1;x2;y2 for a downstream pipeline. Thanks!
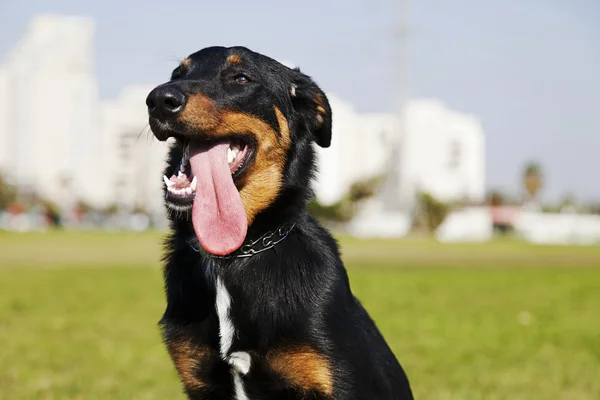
448;140;461;171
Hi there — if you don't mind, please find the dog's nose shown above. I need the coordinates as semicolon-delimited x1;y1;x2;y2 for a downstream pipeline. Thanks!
146;86;187;119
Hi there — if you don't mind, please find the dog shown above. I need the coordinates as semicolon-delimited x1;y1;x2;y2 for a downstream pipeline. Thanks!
146;46;414;400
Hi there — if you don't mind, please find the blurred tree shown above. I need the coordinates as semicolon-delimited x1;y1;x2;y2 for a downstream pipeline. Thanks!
523;162;543;202
133;203;150;215
415;192;449;233
348;174;385;203
307;199;352;223
75;200;94;214
104;203;120;215
0;171;17;209
308;174;384;223
589;203;600;215
41;199;63;227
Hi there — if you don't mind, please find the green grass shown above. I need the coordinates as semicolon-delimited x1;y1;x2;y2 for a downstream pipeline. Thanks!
1;231;600;399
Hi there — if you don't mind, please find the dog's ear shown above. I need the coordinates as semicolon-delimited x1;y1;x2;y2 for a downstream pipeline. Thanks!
289;70;332;148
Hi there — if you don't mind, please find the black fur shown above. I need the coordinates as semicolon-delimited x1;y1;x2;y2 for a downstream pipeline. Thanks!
148;46;414;399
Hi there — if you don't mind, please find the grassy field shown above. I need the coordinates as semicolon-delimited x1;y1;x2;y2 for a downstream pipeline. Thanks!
1;231;600;399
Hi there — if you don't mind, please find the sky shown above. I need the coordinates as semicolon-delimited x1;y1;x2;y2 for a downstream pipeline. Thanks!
1;0;599;203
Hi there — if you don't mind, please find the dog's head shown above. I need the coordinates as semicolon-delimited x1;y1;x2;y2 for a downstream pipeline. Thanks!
147;46;332;256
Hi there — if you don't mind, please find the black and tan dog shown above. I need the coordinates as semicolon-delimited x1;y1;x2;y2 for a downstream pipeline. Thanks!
146;46;413;399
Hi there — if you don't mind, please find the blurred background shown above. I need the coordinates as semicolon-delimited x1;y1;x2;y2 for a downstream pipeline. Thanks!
1;1;599;399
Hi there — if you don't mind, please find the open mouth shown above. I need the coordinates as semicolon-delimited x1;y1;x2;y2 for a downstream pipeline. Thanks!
163;139;251;209
162;137;252;256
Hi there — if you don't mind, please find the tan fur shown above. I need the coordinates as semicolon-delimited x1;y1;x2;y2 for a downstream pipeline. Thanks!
227;54;243;64
165;339;211;390
314;93;325;108
180;94;220;131
181;58;192;67
314;94;327;126
180;102;291;224
267;346;333;395
221;106;290;224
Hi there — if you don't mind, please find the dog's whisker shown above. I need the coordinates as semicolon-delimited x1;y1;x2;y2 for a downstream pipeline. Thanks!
159;53;186;64
135;124;153;144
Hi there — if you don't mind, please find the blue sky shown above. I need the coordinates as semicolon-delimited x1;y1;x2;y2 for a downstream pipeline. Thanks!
1;0;599;202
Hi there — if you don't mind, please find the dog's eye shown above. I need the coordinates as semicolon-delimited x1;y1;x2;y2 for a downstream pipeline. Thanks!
233;74;250;84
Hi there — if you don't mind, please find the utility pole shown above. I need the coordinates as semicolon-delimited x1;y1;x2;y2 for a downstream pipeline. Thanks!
377;0;409;213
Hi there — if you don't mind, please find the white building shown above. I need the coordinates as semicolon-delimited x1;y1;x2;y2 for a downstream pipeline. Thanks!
315;97;486;207
402;100;485;204
100;86;170;213
0;15;169;217
314;94;399;206
0;15;100;208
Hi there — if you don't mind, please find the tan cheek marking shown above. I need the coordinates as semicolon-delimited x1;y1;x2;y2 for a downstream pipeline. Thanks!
181;58;192;67
165;339;211;390
267;346;333;395
217;107;290;225
180;94;220;131
227;54;243;64
273;106;292;148
177;102;291;225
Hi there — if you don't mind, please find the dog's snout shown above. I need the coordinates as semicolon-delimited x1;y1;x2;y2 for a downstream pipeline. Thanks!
146;87;187;119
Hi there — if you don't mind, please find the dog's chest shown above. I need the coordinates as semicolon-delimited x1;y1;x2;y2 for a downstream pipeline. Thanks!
215;277;251;399
163;275;335;399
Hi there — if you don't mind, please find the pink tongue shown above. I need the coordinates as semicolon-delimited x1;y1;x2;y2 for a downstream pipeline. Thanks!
189;142;248;255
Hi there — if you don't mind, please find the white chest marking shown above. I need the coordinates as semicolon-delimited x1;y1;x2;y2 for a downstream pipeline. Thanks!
215;279;251;400
215;277;234;359
229;351;252;375
233;372;249;400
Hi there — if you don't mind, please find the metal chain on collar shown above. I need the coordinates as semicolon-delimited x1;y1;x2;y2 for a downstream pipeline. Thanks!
187;223;296;259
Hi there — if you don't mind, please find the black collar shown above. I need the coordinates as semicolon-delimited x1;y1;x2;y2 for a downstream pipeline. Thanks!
187;223;296;259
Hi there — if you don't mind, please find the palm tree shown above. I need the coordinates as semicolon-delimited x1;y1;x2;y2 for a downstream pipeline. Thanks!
522;162;543;209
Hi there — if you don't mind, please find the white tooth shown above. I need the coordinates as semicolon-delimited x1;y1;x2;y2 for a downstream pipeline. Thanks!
178;171;184;178
180;163;185;172
184;187;192;195
228;148;234;164
163;175;174;187
190;176;197;191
